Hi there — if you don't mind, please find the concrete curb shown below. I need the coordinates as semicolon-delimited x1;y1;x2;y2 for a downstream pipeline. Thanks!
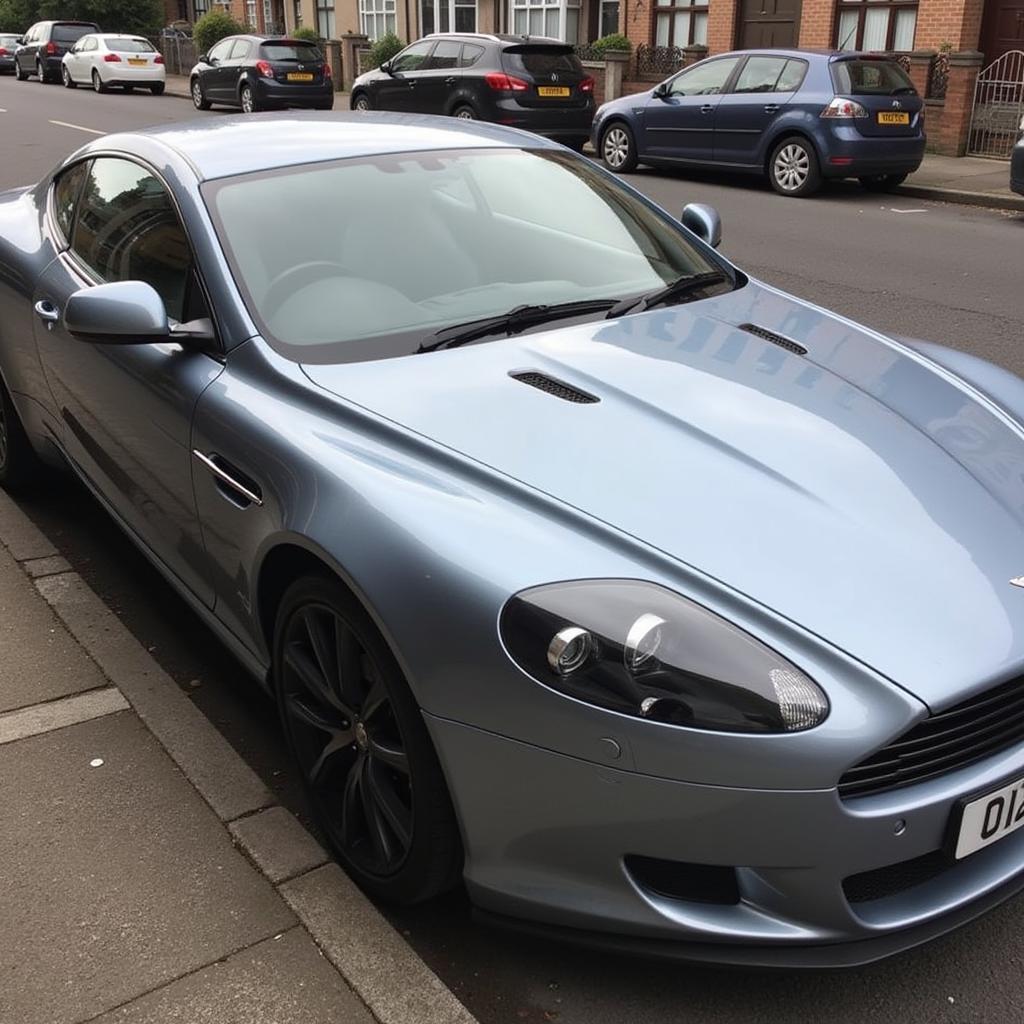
894;182;1024;213
0;490;477;1024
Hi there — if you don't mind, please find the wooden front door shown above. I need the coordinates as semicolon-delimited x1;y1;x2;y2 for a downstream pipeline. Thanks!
738;0;803;48
980;0;1024;64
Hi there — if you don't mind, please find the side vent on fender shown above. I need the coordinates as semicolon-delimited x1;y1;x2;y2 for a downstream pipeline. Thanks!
510;371;599;404
739;323;808;356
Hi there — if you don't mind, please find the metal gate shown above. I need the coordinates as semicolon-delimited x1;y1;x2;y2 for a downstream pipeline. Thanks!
968;50;1024;159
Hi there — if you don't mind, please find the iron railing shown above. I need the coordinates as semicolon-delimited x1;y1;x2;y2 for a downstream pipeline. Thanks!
635;44;686;78
149;34;196;75
968;49;1024;158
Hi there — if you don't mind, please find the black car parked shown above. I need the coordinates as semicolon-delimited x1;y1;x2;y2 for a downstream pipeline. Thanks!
0;33;20;73
190;35;333;113
351;33;594;149
1012;117;1024;197
14;20;98;83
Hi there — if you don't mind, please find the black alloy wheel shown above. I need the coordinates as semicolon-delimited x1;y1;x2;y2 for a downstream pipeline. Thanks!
15;59;26;80
35;59;44;82
452;104;476;120
240;82;257;113
274;576;461;904
352;92;371;110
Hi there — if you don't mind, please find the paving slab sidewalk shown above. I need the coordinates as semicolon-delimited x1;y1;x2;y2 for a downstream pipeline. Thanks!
899;152;1024;212
0;490;477;1024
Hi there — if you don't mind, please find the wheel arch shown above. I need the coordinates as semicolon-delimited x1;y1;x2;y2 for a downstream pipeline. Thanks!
762;128;823;175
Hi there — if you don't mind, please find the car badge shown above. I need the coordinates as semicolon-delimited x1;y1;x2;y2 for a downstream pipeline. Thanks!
891;99;901;109
551;72;559;82
298;63;304;70
1011;577;1024;588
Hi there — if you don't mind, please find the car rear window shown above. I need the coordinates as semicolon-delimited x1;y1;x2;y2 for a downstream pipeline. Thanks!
502;46;583;78
53;23;98;44
260;42;322;62
830;59;916;96
106;37;155;52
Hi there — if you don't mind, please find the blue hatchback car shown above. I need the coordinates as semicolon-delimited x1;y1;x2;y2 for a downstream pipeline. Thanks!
593;49;925;197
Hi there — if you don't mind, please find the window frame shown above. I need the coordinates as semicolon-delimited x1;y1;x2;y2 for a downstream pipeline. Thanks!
654;0;709;48
358;0;395;40
666;55;741;96
730;54;808;94
833;0;918;52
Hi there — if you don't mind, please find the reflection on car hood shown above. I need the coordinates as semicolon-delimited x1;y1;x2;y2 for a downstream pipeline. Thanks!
303;281;1024;710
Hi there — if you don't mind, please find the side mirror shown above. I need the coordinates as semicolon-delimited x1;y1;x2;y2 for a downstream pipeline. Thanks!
380;59;393;74
681;202;722;249
198;51;208;63
65;281;169;343
652;82;668;99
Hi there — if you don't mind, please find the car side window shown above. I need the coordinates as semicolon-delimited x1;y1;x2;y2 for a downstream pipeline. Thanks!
733;56;789;94
777;59;808;92
69;158;193;323
208;39;233;63
52;161;90;243
390;41;433;73
667;57;740;97
84;37;98;52
424;40;461;70
460;43;484;67
228;40;251;60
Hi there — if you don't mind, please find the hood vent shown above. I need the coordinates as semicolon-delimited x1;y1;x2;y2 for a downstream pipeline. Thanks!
510;371;599;404
740;323;808;356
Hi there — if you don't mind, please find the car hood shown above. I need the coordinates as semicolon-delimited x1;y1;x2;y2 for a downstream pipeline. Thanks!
303;282;1024;710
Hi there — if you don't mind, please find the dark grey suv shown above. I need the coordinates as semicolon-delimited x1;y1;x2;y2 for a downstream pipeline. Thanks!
351;33;594;149
14;20;99;83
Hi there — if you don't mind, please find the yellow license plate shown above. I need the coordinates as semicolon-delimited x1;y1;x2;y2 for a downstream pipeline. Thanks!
877;111;910;125
287;72;314;81
537;86;570;97
128;58;147;66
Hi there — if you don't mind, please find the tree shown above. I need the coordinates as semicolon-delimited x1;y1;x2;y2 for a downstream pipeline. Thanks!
0;0;163;34
193;9;243;54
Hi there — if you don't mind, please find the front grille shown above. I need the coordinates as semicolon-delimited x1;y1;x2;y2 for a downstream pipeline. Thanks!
509;371;599;404
843;850;948;904
839;676;1024;799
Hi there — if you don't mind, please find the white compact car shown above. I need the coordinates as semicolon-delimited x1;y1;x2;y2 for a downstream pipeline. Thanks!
61;34;165;94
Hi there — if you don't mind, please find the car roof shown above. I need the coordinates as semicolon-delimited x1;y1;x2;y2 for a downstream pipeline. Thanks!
421;31;573;46
714;47;901;60
87;112;561;181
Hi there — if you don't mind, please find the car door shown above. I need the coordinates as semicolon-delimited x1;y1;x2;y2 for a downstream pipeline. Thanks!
375;40;434;111
31;156;222;606
641;56;741;163
223;38;253;105
202;37;236;101
17;24;38;74
70;35;96;83
413;39;463;114
714;55;807;165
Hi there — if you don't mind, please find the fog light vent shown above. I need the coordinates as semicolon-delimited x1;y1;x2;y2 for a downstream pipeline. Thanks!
625;854;740;905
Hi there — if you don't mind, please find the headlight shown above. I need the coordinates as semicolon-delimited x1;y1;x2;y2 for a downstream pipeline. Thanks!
500;580;828;734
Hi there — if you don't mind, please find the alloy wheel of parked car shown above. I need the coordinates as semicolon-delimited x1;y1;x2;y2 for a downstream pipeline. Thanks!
191;78;210;110
35;59;45;82
352;92;370;111
453;104;476;120
0;377;41;490
92;68;106;93
14;59;26;80
62;65;75;88
240;84;256;114
859;173;908;192
273;576;462;904
769;137;821;198
601;123;637;173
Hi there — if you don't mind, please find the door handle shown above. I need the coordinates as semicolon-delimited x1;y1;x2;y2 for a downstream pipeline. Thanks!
34;299;59;323
444;76;457;84
700;104;714;114
192;450;263;508
764;104;779;113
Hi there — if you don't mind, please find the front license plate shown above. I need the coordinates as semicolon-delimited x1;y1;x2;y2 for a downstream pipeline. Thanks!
128;58;147;66
288;72;314;81
537;86;570;97
954;775;1024;859
877;111;910;125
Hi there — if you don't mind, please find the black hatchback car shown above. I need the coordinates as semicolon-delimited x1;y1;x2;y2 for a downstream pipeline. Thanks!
1012;117;1024;196
190;35;333;113
351;33;594;149
14;20;98;83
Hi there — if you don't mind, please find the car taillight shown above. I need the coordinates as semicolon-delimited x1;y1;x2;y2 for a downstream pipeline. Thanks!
103;53;121;63
323;61;331;79
155;55;164;64
820;96;867;119
256;60;274;78
580;76;594;93
45;41;56;54
484;71;528;92
0;48;7;56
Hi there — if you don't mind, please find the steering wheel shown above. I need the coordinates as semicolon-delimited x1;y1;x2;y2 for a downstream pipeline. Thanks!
263;261;353;314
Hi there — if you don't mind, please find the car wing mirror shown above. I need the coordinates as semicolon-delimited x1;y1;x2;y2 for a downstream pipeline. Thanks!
380;60;394;74
198;51;209;63
652;82;668;99
65;281;170;344
681;203;722;249
170;317;216;345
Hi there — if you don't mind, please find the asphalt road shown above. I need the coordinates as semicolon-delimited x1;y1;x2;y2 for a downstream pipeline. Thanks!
4;75;1024;1024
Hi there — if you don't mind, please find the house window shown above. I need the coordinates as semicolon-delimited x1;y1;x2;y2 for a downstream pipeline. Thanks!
600;0;619;36
246;0;256;26
835;0;917;52
654;0;707;47
193;0;209;15
293;0;302;26
360;0;396;38
263;0;273;30
511;0;581;42
318;0;336;37
421;0;477;34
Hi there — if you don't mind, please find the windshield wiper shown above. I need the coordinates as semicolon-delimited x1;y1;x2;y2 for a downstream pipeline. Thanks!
605;270;730;319
416;299;619;353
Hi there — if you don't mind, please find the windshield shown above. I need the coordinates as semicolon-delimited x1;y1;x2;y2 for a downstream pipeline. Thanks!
260;42;322;61
106;37;156;52
204;148;728;363
501;46;583;78
830;59;915;95
53;24;97;44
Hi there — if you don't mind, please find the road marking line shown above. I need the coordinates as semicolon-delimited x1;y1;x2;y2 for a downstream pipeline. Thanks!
0;687;128;746
48;119;104;135
889;207;927;214
0;108;7;113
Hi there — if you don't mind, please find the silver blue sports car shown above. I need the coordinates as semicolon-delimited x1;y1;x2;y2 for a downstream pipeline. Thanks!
3;112;1024;966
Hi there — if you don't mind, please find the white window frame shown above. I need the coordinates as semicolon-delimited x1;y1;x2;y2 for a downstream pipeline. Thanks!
421;0;478;35
318;0;336;38
510;0;581;43
360;0;396;39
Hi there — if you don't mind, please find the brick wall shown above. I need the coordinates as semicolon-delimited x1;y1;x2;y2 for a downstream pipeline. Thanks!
796;0;834;47
623;0;655;51
913;0;985;51
705;0;738;53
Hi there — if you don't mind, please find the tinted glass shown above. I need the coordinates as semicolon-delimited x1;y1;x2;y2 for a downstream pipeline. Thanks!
52;161;89;242
53;24;97;43
460;42;484;66
733;56;788;93
668;56;740;96
390;41;432;72
502;46;582;77
71;159;191;321
205;149;725;362
424;40;461;69
260;42;321;61
208;38;233;62
106;37;156;52
831;59;915;96
777;58;807;92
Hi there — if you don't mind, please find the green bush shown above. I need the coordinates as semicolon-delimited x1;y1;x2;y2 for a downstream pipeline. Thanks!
592;33;631;55
193;10;243;55
290;25;320;43
366;31;403;69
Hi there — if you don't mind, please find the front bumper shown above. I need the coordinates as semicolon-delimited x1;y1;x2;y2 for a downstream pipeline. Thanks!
819;125;926;179
428;713;1024;964
254;79;333;109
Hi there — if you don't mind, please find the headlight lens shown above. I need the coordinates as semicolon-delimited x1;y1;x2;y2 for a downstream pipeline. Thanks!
500;580;828;733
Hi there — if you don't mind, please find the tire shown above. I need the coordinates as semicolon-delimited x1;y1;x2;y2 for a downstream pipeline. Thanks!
768;136;822;197
123;84;134;93
150;82;165;96
0;375;42;492
273;575;462;905
61;65;76;89
92;68;107;94
452;104;476;120
859;172;908;192
600;121;637;173
240;83;258;114
15;60;26;81
36;60;45;83
351;91;371;111
191;77;210;110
